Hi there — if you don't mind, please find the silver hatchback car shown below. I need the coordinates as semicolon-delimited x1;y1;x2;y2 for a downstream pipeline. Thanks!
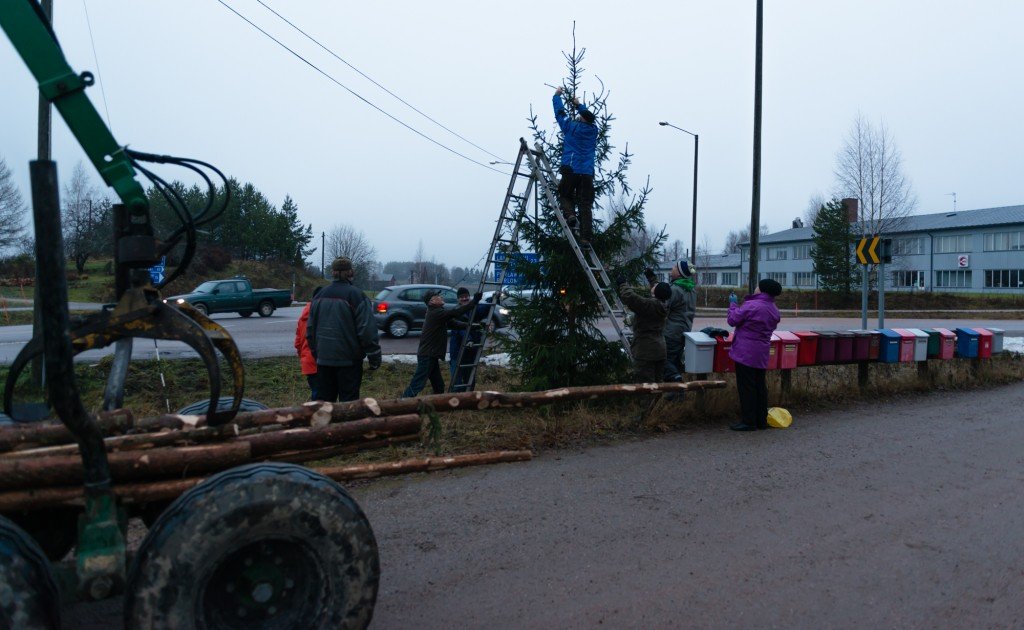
372;284;457;338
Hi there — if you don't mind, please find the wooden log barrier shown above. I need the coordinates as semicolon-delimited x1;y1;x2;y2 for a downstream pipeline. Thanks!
0;449;532;512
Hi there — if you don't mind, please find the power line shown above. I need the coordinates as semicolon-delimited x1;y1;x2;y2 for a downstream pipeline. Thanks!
214;0;508;175
255;0;506;163
82;0;113;131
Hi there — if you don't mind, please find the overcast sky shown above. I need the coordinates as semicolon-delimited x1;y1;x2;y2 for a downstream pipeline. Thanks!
2;0;1022;270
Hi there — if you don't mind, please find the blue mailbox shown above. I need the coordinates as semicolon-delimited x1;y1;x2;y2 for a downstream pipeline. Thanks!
954;327;979;358
877;329;902;363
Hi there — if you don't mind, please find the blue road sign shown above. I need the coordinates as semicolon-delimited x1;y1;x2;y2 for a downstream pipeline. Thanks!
493;252;539;286
149;256;166;285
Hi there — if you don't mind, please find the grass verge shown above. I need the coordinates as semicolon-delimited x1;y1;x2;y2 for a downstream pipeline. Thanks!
3;353;1022;466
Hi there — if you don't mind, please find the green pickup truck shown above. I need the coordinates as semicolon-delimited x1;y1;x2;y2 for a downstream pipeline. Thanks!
167;277;293;317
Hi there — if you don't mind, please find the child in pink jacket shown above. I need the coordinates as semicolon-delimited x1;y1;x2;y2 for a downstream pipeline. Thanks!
727;278;782;431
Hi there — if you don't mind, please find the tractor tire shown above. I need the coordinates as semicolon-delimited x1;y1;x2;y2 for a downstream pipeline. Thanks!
0;515;61;630
125;463;379;629
7;507;79;562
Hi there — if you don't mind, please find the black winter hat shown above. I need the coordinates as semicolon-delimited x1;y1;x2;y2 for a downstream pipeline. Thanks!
758;278;783;297
423;290;439;305
579;109;596;124
653;282;671;301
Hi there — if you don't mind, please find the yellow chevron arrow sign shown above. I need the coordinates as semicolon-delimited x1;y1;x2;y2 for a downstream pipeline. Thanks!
856;236;881;265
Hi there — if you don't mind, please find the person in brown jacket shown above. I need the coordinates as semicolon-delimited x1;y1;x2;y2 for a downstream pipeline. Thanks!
402;289;481;397
616;276;671;383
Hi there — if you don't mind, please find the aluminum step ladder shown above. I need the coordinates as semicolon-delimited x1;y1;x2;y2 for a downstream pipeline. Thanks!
449;139;632;393
448;139;537;392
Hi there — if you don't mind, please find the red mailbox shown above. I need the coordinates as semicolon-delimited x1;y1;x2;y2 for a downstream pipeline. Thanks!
713;333;736;373
835;331;855;362
816;331;837;363
794;331;819;366
767;333;781;370
893;329;916;362
775;331;800;369
975;328;993;358
850;330;871;361
927;328;956;360
868;330;881;360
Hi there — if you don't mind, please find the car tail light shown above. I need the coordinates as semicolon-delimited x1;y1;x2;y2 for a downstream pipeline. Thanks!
376;302;388;314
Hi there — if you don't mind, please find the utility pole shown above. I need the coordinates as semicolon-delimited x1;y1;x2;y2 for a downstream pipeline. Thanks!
748;0;763;295
31;0;55;387
320;231;325;278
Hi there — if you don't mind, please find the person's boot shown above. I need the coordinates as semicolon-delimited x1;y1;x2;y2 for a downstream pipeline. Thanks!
564;212;578;228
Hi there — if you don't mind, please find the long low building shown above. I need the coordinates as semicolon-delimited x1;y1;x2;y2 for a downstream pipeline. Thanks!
736;204;1024;293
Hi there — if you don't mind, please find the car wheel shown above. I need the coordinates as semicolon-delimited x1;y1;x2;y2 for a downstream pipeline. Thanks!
0;515;61;629
193;302;208;316
238;310;254;318
125;463;379;629
387;317;410;338
258;301;275;318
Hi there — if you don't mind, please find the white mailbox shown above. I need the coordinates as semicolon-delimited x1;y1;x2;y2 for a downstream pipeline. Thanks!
907;328;930;362
684;331;717;374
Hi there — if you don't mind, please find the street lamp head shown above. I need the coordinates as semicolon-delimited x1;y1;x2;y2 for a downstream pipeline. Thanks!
658;121;669;126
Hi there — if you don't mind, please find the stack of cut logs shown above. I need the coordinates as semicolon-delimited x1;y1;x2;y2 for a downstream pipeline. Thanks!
0;380;724;512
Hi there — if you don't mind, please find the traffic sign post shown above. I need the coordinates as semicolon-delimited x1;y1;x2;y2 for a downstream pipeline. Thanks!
855;236;892;328
149;256;166;286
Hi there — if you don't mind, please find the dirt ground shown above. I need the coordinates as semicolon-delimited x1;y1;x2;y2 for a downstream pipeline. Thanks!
65;381;1024;627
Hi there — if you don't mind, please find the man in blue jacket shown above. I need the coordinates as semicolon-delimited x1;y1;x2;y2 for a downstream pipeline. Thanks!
553;87;598;245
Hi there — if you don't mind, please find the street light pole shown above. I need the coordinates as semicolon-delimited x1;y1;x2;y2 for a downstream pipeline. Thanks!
658;121;699;263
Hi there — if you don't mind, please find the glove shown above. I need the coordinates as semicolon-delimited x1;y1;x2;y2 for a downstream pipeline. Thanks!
472;292;483;303
643;267;657;283
615;275;627;286
728;293;738;305
368;354;381;370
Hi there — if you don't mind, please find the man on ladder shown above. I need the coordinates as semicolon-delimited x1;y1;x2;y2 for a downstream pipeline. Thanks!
553;87;598;247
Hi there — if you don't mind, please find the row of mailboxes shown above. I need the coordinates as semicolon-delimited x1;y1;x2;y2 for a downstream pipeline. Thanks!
682;326;1006;373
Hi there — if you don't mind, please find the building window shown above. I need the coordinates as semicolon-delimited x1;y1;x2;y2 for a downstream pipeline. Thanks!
984;269;1024;288
740;249;749;262
793;272;815;287
983;231;1024;252
760;272;786;285
720;272;739;286
892;237;924;256
700;272;718;286
934;234;970;254
765;247;787;261
892;270;925;288
793;244;813;260
934;270;972;288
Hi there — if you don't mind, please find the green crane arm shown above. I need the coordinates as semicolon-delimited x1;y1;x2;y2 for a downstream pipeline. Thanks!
0;0;148;216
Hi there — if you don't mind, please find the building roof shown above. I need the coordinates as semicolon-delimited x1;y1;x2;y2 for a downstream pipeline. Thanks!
742;204;1024;246
700;253;741;269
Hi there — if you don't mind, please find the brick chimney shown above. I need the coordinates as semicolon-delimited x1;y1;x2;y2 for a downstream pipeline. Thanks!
841;198;859;222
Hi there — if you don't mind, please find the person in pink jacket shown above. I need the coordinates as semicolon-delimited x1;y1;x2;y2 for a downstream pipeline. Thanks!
294;286;323;400
726;278;782;431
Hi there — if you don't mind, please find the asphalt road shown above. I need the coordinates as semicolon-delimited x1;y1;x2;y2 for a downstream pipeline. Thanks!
1;305;1022;364
64;381;1024;627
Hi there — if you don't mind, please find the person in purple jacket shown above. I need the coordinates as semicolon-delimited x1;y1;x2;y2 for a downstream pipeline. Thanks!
727;278;783;431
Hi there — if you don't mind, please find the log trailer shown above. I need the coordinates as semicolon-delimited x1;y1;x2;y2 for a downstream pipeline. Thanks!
0;2;379;627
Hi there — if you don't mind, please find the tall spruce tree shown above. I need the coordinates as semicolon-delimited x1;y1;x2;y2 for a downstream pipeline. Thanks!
811;198;860;294
500;41;664;390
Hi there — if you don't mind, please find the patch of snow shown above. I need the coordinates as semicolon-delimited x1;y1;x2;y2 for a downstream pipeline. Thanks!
1004;336;1023;355
382;353;512;367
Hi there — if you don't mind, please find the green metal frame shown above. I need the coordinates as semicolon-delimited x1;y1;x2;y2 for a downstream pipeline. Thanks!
0;0;147;214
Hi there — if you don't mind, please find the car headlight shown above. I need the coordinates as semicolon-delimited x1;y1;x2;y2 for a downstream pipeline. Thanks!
176;298;185;304
498;307;510;316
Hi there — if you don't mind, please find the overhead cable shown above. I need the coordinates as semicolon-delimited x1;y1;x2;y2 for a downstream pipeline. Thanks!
214;0;507;175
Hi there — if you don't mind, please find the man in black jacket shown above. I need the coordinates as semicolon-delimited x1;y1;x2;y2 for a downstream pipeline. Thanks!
306;257;381;402
403;289;481;398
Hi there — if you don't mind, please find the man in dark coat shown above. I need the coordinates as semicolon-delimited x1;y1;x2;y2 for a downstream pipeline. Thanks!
553;87;599;245
448;287;492;390
646;261;696;382
306;257;381;402
403;289;482;398
617;276;671;383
